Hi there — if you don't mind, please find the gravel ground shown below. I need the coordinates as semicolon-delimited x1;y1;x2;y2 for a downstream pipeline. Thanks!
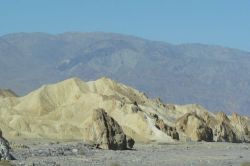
5;140;250;166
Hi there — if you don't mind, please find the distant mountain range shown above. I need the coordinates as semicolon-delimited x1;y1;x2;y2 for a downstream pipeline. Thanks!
0;32;250;115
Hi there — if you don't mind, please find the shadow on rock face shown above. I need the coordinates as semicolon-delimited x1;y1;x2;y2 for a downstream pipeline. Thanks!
82;108;135;150
175;111;250;143
176;112;213;142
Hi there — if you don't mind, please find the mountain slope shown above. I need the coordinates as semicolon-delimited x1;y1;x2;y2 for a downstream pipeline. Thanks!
0;89;17;98
0;77;249;143
0;32;250;115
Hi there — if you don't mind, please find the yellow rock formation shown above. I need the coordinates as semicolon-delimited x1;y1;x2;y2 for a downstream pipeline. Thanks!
0;77;249;143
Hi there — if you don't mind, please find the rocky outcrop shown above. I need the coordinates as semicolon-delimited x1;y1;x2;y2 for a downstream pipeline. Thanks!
230;112;250;142
126;136;135;149
151;113;179;140
0;129;11;160
212;122;236;142
211;112;237;142
175;111;250;143
131;101;142;113
82;108;134;150
176;112;213;142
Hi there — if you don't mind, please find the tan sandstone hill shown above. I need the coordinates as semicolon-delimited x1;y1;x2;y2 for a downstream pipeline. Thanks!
0;77;249;147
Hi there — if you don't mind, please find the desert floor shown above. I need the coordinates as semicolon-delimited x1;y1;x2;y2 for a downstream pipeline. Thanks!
6;139;250;166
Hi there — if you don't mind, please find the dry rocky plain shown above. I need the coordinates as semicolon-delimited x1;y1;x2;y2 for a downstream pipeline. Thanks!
2;139;249;166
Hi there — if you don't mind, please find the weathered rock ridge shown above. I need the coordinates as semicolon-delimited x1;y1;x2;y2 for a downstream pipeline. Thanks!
0;77;249;146
82;108;131;150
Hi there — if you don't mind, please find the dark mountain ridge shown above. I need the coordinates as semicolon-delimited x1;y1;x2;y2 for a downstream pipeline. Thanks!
0;32;250;115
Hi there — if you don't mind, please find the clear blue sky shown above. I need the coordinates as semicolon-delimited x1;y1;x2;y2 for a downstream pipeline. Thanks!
1;0;250;51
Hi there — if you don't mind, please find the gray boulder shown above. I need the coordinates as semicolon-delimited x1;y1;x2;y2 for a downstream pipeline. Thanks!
83;108;134;150
0;129;11;160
